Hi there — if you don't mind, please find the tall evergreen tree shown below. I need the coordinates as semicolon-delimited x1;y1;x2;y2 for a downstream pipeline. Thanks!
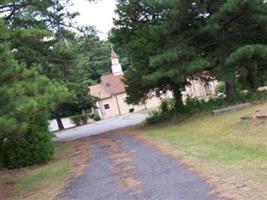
1;0;104;129
112;0;210;110
0;0;100;167
112;0;267;106
0;19;66;168
73;30;112;84
202;0;267;101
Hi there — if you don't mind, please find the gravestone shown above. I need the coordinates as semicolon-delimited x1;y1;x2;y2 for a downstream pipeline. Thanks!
212;103;251;116
241;109;267;120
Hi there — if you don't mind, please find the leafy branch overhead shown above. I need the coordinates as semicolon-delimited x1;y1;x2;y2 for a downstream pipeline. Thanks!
111;0;267;106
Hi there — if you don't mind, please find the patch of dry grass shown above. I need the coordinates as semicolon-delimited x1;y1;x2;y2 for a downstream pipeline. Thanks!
143;102;267;200
0;140;89;200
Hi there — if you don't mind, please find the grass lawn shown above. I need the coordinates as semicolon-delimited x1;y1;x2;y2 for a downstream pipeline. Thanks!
0;140;89;200
143;101;267;200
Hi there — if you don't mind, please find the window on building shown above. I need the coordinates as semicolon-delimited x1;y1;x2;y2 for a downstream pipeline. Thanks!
129;108;134;113
155;89;161;98
104;104;110;110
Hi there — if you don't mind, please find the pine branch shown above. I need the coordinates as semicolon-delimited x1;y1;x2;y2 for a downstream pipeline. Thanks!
220;11;244;31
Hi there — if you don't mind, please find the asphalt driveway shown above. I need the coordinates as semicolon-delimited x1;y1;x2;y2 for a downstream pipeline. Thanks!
56;131;219;200
54;113;148;142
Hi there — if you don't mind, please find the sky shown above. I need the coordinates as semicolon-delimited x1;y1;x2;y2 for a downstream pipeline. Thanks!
70;0;117;40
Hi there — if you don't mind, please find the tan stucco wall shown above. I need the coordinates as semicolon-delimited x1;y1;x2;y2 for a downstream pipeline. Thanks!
95;80;219;119
97;94;146;119
98;96;120;119
97;92;163;119
116;93;146;115
145;96;163;109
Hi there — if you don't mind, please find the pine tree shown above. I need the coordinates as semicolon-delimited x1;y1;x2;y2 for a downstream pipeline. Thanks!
0;20;56;168
112;0;210;110
0;0;102;167
202;0;267;101
1;0;102;129
113;0;267;106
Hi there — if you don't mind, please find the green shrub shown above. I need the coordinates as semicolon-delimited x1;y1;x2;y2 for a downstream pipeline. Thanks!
71;114;89;126
215;82;226;94
93;114;101;121
147;96;225;125
71;115;82;126
0;130;54;169
236;90;267;103
185;97;224;114
146;98;175;124
146;89;267;125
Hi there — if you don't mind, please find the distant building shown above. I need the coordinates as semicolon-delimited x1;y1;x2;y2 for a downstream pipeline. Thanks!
89;50;218;119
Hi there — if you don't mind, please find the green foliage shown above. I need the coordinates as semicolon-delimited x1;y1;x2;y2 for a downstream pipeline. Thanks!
204;0;267;101
112;0;212;110
146;98;175;124
71;116;82;126
215;82;226;94
93;114;101;121
71;33;111;84
70;112;101;126
185;97;224;114
112;0;267;105
235;90;267;104
225;45;267;91
1;129;54;169
147;96;225;125
70;114;89;126
0;20;56;168
0;0;103;168
1;0;105;129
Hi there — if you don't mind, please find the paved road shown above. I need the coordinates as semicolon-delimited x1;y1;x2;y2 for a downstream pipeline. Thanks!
54;113;148;142
56;131;219;200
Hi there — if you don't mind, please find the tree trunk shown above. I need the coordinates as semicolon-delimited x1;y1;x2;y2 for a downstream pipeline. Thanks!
54;108;64;130
172;86;185;113
226;79;236;103
81;109;88;125
246;70;256;92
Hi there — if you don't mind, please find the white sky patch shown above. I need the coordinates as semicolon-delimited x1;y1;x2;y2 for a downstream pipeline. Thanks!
70;0;117;40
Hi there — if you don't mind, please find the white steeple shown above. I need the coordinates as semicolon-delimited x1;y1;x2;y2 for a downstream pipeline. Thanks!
111;48;123;76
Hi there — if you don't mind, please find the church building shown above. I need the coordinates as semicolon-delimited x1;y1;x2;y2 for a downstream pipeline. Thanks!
89;50;218;119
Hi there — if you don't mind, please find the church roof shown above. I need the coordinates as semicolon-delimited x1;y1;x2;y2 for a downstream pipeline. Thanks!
89;84;111;99
101;74;125;95
89;74;126;100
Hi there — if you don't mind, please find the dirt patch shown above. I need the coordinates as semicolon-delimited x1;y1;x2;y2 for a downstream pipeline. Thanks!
97;135;143;193
0;182;15;200
110;152;129;160
121;177;142;188
70;139;90;177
